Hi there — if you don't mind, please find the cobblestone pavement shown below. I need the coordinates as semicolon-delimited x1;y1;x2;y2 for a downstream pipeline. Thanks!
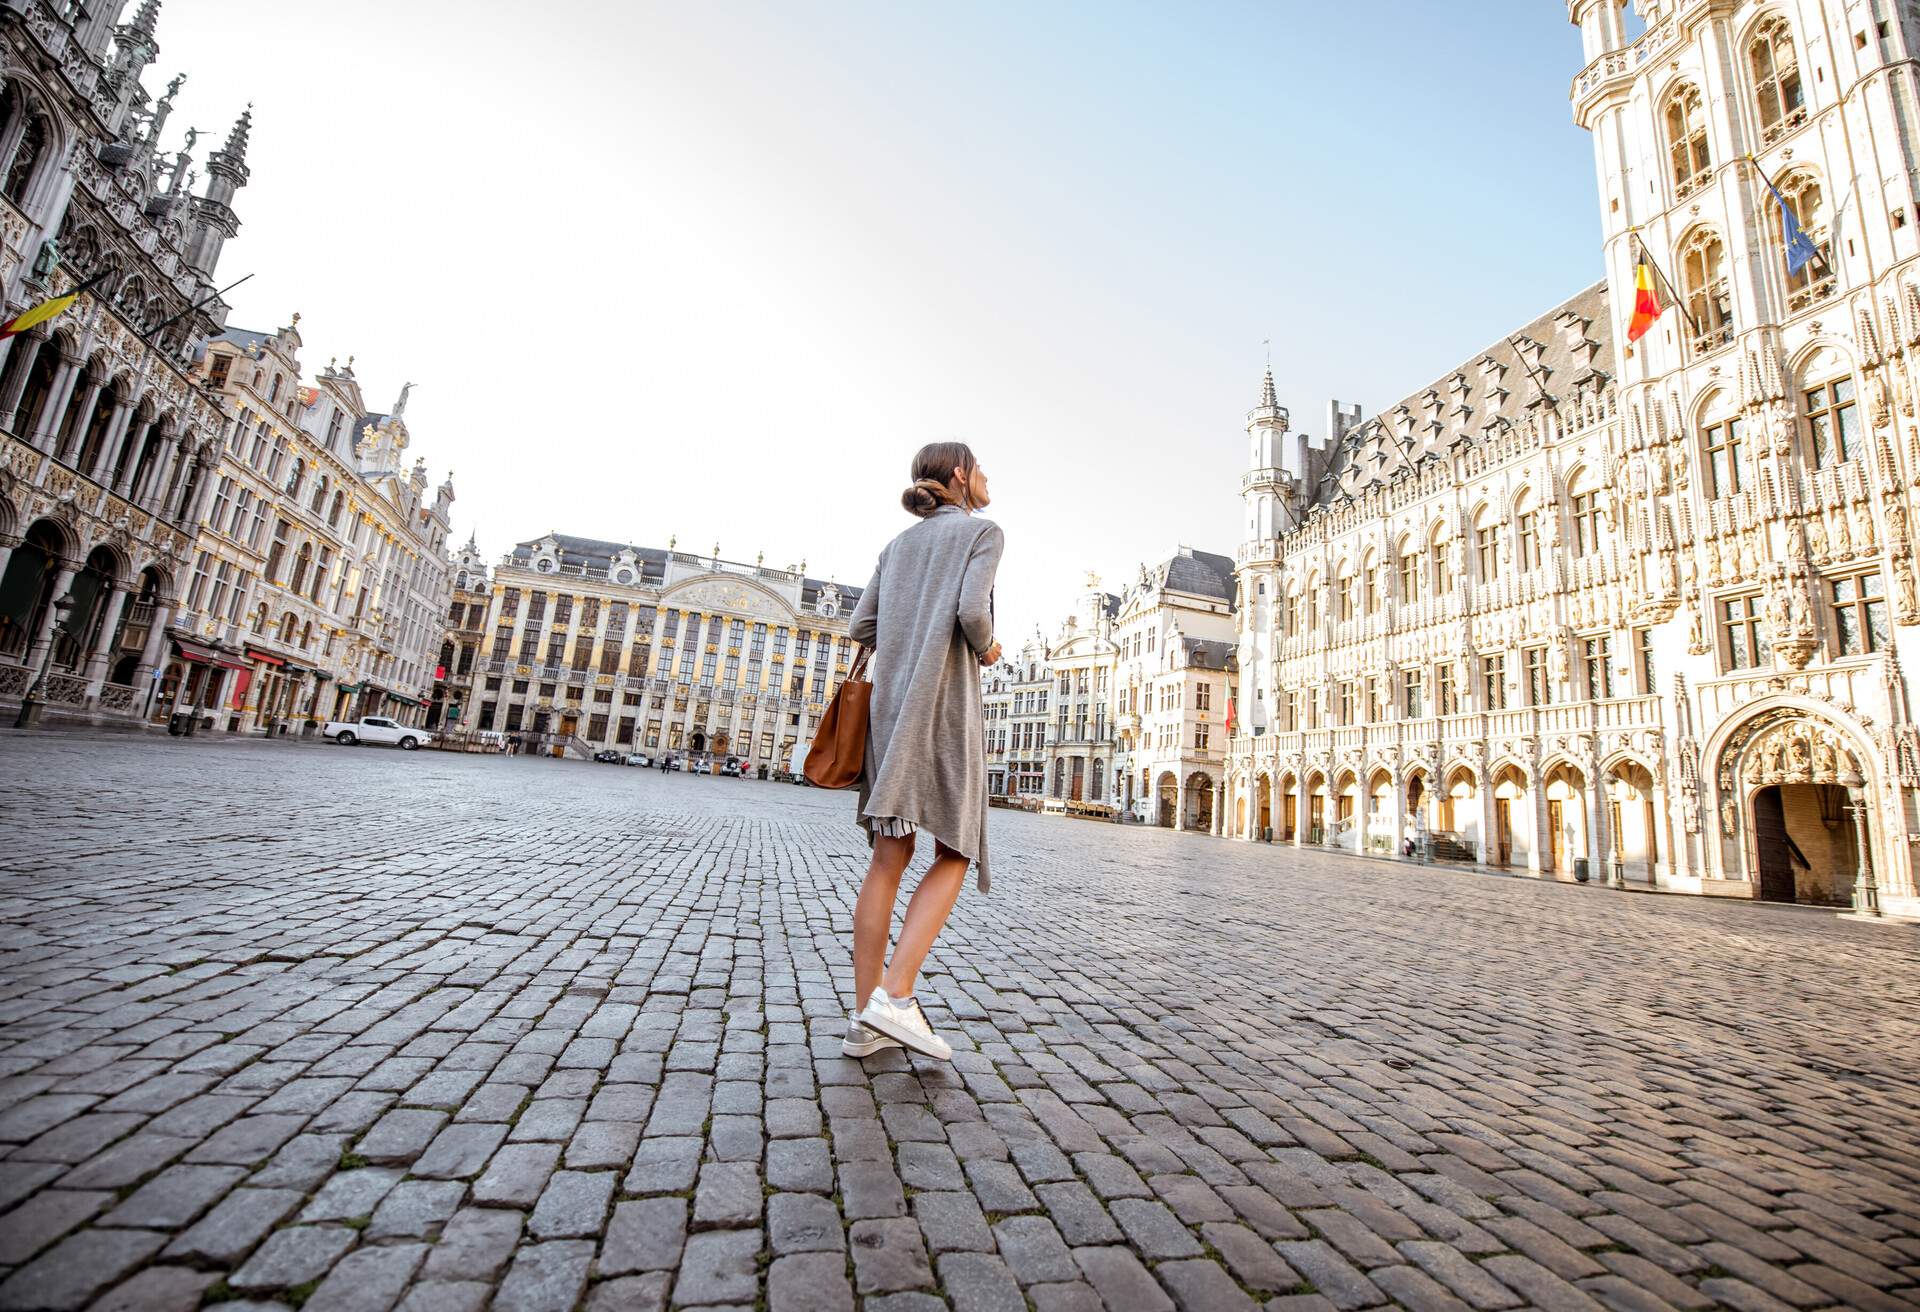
0;735;1918;1312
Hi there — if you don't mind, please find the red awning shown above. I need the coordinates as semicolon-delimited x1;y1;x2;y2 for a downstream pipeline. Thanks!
175;639;219;665
246;648;287;667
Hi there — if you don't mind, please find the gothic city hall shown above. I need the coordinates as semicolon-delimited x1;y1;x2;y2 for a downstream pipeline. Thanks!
1219;0;1920;916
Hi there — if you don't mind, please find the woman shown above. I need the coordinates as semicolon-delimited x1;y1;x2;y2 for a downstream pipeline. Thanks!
842;442;1003;1061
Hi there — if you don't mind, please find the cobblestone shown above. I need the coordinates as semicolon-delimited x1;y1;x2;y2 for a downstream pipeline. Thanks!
0;736;1915;1310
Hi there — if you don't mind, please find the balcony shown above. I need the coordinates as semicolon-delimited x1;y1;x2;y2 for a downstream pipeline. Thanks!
1240;466;1288;495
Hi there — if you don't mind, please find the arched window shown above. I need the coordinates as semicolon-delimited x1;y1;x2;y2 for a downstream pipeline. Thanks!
1665;84;1710;199
1765;171;1832;311
328;489;344;527
1335;565;1355;622
1679;228;1732;353
2;110;47;208
310;474;328;515
1361;551;1379;612
1515;498;1540;571
287;456;304;498
300;620;313;650
1804;375;1859;469
1750;16;1805;144
1429;524;1453;594
1304;574;1320;630
1285;586;1302;636
252;602;269;635
1399;537;1423;605
1473;510;1500;582
278;612;297;644
290;542;313;595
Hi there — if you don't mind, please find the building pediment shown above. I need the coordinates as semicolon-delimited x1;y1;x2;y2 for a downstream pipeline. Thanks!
662;574;798;623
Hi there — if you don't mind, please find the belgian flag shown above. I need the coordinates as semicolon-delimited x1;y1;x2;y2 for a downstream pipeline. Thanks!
1626;254;1663;343
0;268;114;340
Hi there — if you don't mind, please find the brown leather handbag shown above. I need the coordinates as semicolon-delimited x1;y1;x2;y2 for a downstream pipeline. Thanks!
804;646;872;789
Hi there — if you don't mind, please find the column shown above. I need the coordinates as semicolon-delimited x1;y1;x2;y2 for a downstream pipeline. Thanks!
1354;776;1371;855
187;458;219;523
51;374;99;463
1388;771;1406;862
0;335;42;431
1526;766;1546;875
1174;775;1187;831
1587;763;1614;885
90;398;133;483
146;438;184;514
26;357;76;452
1479;773;1499;865
133;600;174;683
23;563;78;668
81;585;130;694
1292;777;1307;848
111;419;152;496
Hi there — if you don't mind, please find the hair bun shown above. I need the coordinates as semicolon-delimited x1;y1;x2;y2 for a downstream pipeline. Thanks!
901;477;950;518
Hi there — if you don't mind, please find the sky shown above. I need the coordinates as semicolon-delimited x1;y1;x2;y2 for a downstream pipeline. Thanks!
148;0;1611;644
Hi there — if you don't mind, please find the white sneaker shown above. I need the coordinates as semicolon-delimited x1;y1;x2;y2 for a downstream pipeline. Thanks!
841;1013;902;1058
858;987;953;1061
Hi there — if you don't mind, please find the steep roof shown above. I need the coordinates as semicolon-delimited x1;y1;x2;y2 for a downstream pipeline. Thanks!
1311;280;1613;508
1161;548;1236;601
213;325;271;354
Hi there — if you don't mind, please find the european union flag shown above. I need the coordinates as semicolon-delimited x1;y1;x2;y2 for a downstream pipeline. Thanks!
1760;169;1822;275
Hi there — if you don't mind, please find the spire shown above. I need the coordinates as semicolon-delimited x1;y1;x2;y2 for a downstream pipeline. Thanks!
1260;367;1277;409
220;104;252;164
130;0;162;37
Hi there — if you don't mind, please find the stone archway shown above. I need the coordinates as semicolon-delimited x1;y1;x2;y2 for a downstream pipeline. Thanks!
1155;772;1178;828
1720;711;1872;905
1184;772;1214;832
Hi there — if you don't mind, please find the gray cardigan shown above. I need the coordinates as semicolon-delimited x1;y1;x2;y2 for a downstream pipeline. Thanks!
847;506;1004;891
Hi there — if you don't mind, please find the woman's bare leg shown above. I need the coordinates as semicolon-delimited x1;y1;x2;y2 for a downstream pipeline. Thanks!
854;834;915;1010
882;842;968;1000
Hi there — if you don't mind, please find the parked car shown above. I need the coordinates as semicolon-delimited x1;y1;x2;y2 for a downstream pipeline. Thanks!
690;759;713;775
592;749;623;763
322;717;432;750
719;759;744;778
625;752;652;767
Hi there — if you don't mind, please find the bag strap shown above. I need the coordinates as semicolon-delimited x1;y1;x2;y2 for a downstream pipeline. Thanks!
849;645;872;683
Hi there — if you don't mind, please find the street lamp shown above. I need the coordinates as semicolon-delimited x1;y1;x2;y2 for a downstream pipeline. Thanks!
15;591;77;728
1839;766;1881;917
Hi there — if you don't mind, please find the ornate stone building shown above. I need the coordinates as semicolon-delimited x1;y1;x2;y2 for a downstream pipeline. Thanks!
0;3;249;725
1110;547;1236;829
460;534;862;764
1223;0;1920;915
1041;577;1119;806
164;321;455;734
981;656;1018;797
431;533;490;730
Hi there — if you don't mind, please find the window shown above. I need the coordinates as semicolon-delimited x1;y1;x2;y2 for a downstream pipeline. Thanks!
1336;570;1355;622
1399;543;1423;604
1666;84;1710;198
1474;522;1499;582
1403;668;1425;719
1481;653;1506;710
1831;571;1889;655
1704;417;1744;497
1361;556;1378;612
1721;593;1771;669
1805;377;1859;469
1750;16;1805;145
1524;646;1550;707
1515;508;1539;572
1570;489;1603;554
264;520;290;582
1195;682;1211;711
1194;722;1210;751
1583;636;1613;700
1430;527;1453;593
2;111;46;207
1338;681;1355;726
1636;628;1655;694
1437;661;1457;716
1681;228;1733;353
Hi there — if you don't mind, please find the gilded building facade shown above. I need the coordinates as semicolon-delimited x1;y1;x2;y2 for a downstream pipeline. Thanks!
0;3;247;725
161;322;454;734
460;534;861;765
1041;579;1118;807
1220;0;1920;916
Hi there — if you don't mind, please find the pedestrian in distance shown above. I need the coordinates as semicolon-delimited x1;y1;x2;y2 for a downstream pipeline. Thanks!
841;441;1003;1062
